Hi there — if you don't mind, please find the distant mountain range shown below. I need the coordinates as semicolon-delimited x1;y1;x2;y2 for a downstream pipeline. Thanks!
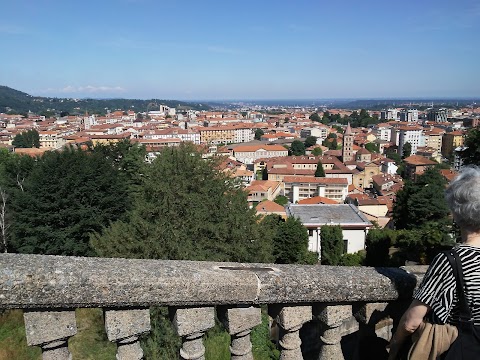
0;86;211;116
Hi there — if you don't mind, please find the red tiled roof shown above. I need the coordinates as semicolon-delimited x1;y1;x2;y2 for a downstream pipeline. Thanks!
297;196;339;205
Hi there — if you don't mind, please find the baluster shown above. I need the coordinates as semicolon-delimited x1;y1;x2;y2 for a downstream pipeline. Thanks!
219;306;262;360
173;307;215;360
316;305;351;360
104;308;151;360
270;305;313;360
23;310;77;360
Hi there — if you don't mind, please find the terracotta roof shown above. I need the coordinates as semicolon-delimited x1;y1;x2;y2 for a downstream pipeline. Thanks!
234;144;287;152
255;200;286;213
283;176;348;184
297;196;339;205
403;155;437;166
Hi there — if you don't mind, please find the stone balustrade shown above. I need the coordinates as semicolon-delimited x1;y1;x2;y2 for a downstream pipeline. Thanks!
0;253;427;359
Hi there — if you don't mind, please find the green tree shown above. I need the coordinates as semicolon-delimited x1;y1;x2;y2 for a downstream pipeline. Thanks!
460;127;480;165
365;142;379;153
365;228;396;266
91;139;146;194
12;129;40;148
314;160;325;177
273;195;289;206
289;140;305;156
393;167;451;232
320;225;343;265
402;142;412;159
91;143;274;263
10;147;129;256
312;147;323;156
339;251;365;266
309;113;321;122
322;111;331;124
304;136;317;148
254;128;265;140
268;215;312;264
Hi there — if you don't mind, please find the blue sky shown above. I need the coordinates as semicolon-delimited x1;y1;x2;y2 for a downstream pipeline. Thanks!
1;0;479;100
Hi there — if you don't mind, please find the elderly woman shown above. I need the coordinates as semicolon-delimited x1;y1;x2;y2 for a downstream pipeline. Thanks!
388;166;480;359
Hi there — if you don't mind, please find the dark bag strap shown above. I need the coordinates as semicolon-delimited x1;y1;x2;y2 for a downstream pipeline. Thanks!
445;249;473;322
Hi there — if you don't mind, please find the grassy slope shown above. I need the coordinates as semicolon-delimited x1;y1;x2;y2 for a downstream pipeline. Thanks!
0;308;278;360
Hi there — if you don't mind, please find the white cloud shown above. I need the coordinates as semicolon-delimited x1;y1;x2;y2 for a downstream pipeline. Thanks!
59;85;126;93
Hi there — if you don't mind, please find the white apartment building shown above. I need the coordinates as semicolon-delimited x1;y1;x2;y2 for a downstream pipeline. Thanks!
380;109;399;121
397;125;423;155
374;123;392;142
282;176;349;203
300;126;329;142
399;109;419;122
233;126;255;143
142;128;200;144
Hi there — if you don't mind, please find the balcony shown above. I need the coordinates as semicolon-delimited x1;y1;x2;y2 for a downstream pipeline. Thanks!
0;253;427;359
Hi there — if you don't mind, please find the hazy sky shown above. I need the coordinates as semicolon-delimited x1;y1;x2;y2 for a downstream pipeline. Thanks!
1;0;479;100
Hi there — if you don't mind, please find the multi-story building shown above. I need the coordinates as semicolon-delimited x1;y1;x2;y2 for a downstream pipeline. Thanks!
233;125;255;143
442;131;465;158
142;128;200;144
403;155;437;180
427;108;448;123
282;176;348;203
247;180;282;204
399;109;419;122
198;126;236;144
380;109;399;121
233;145;288;165
373;123;392;142
397;125;423;155
39;131;66;149
423;127;445;154
300;126;329;142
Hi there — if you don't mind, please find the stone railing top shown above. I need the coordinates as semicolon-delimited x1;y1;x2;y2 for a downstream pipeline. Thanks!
0;254;427;309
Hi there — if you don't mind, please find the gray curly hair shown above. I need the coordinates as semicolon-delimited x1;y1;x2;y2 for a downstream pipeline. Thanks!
445;166;480;233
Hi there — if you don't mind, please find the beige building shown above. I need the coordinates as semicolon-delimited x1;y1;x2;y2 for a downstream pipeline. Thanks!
39;131;66;149
233;145;288;165
352;162;381;189
403;155;437;181
442;131;465;158
423;128;444;154
247;180;282;204
198;126;236;144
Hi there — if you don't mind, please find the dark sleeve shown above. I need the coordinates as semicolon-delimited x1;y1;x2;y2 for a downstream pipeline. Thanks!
413;252;456;323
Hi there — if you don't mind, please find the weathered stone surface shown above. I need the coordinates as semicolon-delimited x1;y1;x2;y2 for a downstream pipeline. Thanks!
173;307;215;337
104;308;150;342
117;341;143;360
24;310;77;346
353;302;389;324
42;346;72;360
0;254;425;308
219;306;261;335
276;306;312;330
316;305;351;326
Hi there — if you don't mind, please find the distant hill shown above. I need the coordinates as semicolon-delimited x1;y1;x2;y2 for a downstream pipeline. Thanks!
0;86;210;115
340;99;480;110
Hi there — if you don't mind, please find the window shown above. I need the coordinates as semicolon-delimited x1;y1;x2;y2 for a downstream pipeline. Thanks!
308;229;314;237
343;240;348;254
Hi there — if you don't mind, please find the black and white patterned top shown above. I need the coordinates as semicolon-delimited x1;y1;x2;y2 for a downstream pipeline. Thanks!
413;244;480;325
